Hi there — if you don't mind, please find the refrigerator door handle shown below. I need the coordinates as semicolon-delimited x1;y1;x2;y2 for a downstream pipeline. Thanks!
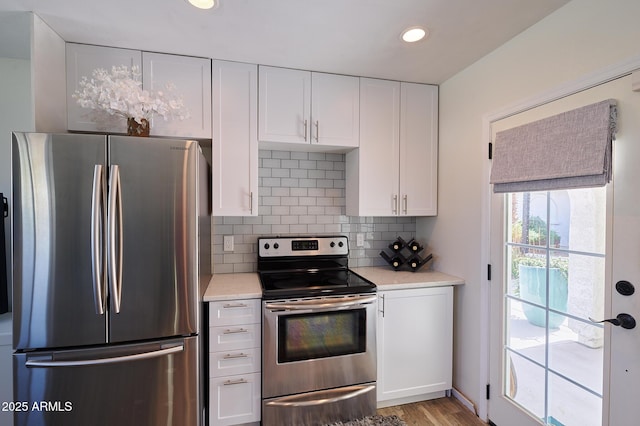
25;343;184;368
91;165;106;315
108;164;124;313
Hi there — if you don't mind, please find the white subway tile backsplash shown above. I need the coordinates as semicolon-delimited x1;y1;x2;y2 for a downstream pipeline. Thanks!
212;149;417;273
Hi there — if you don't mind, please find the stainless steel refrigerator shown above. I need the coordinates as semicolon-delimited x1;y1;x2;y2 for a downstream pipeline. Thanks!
11;132;211;426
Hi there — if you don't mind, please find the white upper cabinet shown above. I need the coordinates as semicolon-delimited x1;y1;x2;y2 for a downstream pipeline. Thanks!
311;72;360;148
258;66;359;149
211;60;258;216
399;82;438;216
346;78;400;216
346;79;438;216
258;66;310;145
142;52;212;139
66;43;141;133
66;43;212;138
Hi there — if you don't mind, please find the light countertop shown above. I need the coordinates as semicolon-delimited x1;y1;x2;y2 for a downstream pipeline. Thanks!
203;273;262;302
350;266;464;290
203;267;464;302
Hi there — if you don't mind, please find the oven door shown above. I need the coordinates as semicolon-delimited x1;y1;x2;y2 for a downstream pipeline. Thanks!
262;294;377;399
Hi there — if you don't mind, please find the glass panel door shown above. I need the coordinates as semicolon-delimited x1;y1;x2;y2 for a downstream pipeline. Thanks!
503;189;606;426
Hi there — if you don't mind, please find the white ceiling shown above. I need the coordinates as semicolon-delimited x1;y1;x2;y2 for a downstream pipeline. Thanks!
1;0;569;84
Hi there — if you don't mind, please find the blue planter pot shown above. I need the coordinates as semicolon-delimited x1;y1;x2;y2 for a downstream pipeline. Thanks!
519;265;568;328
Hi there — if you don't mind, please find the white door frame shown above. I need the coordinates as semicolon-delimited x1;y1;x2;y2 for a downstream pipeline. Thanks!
477;54;640;422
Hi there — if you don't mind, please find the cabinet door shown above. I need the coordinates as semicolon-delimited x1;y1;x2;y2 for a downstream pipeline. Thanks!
258;66;311;145
377;287;453;403
66;43;141;133
212;60;258;216
345;78;399;216
400;83;438;216
311;72;360;148
142;52;212;138
210;373;261;426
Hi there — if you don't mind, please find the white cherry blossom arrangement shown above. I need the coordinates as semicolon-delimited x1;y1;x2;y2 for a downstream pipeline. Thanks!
73;65;188;134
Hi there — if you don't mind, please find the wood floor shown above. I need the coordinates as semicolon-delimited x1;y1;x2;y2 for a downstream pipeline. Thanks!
377;397;487;426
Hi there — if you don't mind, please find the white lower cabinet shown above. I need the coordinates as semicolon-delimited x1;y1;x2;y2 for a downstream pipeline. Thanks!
377;286;453;407
208;299;261;426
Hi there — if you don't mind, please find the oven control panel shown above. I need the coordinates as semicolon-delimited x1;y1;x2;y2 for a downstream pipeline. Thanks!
258;236;348;257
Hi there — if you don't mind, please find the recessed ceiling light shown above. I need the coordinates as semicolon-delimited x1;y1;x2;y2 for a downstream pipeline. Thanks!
187;0;217;10
401;27;428;43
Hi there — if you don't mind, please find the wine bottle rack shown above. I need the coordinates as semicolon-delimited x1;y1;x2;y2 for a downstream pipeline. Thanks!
379;237;432;272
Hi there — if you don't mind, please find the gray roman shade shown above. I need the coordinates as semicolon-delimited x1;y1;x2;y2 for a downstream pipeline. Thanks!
490;99;617;193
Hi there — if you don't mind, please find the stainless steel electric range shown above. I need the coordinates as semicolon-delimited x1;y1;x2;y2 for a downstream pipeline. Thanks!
258;236;377;426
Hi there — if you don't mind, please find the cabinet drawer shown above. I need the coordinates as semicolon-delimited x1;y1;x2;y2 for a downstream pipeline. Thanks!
210;373;261;426
210;348;260;378
209;324;260;352
209;299;261;326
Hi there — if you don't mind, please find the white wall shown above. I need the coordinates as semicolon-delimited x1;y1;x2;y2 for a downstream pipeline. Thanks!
0;13;33;315
418;0;640;419
31;14;66;133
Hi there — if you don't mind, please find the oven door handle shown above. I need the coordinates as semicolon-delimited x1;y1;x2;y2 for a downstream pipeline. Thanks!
265;384;375;407
265;294;377;311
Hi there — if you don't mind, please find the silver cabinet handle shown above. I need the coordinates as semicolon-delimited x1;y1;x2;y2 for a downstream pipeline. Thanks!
392;194;398;214
314;120;319;142
91;165;106;315
249;192;253;214
26;344;183;368
379;294;385;318
266;384;375;407
403;195;408;214
108;165;123;314
223;303;248;309
224;378;248;386
223;328;248;334
223;352;248;359
303;119;308;142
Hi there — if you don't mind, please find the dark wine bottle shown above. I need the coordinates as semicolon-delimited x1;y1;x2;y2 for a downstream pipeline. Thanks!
388;236;407;252
407;253;433;272
407;238;424;254
380;251;406;270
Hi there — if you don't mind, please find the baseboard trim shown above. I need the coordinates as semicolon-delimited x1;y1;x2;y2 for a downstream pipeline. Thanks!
452;387;478;416
376;391;446;409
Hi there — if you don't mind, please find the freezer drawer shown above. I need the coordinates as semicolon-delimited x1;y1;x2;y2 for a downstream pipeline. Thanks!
13;337;201;426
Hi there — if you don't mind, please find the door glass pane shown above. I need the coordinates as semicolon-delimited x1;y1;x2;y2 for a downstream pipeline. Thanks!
506;298;546;366
548;314;603;393
504;189;605;425
507;350;546;419
549;372;602;426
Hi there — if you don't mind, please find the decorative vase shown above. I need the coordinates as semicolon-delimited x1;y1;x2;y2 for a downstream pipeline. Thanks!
127;117;150;137
519;265;568;328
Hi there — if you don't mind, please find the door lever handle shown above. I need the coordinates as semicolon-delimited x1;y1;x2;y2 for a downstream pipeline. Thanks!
589;313;636;329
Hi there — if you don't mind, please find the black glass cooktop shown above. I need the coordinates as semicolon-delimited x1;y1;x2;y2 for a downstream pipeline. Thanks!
259;268;376;299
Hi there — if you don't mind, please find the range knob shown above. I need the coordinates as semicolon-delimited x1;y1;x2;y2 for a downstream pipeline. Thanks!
263;243;270;250
338;241;344;248
330;242;336;248
273;243;279;249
